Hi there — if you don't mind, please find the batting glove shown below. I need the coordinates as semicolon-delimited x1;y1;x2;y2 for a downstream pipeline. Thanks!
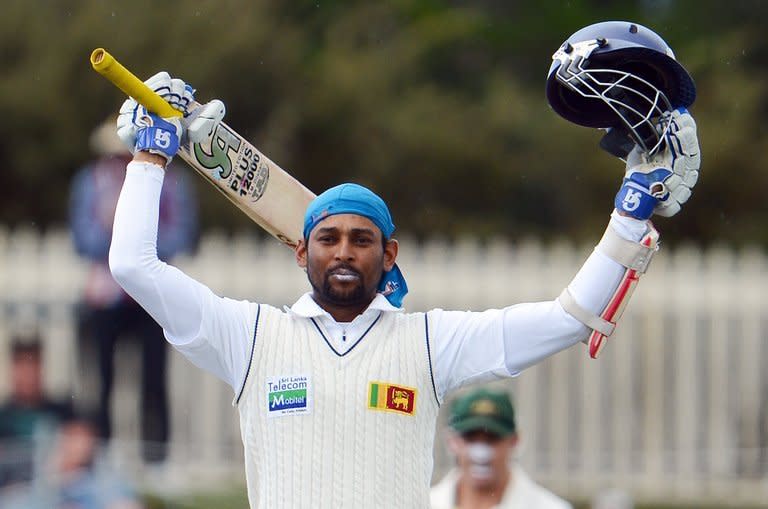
615;108;700;219
116;71;226;163
115;72;191;162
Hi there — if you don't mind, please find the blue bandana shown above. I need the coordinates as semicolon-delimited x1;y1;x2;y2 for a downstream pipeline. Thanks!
303;183;408;307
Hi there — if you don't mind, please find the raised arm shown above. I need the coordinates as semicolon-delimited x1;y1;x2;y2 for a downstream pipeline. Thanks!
109;152;205;340
429;211;647;399
107;72;250;390
431;109;700;399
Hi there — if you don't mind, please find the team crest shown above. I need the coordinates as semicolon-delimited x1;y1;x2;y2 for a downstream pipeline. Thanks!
471;399;498;416
368;381;416;415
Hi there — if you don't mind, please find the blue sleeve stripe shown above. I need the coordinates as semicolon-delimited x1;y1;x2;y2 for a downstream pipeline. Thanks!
424;312;440;407
236;304;261;405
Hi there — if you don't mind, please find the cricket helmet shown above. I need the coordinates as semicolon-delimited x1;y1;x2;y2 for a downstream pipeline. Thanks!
546;21;695;156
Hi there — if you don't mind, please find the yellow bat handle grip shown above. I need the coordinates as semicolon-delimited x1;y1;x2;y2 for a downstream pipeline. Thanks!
90;48;182;118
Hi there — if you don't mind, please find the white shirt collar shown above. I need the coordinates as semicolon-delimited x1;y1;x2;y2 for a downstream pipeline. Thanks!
287;292;402;319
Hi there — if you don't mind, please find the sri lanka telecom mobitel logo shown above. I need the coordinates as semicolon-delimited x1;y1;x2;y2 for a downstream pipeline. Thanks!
266;375;312;417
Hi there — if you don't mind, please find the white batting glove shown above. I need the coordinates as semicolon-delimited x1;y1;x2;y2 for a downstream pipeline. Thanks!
185;99;226;143
116;72;226;156
116;72;193;153
616;108;700;219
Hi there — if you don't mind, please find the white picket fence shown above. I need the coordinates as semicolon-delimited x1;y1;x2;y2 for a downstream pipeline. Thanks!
1;226;767;504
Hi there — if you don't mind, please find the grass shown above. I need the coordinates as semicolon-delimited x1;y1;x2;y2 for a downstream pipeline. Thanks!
142;488;765;509
143;486;249;509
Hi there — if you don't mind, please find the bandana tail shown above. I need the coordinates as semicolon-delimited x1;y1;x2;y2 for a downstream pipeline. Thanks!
378;263;408;307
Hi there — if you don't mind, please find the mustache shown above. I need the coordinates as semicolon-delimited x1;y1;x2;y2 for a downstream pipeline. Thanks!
325;263;362;278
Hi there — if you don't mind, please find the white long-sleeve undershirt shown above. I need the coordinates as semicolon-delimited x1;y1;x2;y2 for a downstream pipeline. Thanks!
109;161;646;401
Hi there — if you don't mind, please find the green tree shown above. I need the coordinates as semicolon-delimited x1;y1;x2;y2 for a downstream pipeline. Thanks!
0;0;763;248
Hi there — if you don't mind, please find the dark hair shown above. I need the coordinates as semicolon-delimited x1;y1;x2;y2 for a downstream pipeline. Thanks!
10;333;42;358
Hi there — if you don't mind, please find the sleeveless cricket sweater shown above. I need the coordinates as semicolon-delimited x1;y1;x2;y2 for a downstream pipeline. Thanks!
236;304;441;509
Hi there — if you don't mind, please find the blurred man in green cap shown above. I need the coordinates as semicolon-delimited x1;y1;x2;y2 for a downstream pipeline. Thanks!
431;387;572;509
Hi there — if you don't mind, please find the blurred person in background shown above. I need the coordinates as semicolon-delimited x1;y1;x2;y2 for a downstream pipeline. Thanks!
431;387;571;509
0;410;145;509
69;117;199;463
0;334;73;491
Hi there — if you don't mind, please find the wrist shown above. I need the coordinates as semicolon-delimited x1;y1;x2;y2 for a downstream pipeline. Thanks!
610;209;651;242
133;151;168;169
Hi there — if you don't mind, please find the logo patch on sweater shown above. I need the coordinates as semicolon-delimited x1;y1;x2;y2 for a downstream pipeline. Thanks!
266;375;312;417
368;381;416;415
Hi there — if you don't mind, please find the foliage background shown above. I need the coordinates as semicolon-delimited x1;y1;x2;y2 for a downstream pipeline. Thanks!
0;0;763;247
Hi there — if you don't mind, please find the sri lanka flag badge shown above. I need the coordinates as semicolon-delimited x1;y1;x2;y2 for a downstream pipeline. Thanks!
368;381;417;415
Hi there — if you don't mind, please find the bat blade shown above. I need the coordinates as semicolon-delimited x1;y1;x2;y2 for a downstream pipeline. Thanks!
90;48;315;249
177;115;315;248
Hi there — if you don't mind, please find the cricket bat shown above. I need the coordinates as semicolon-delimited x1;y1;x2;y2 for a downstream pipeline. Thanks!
90;48;315;249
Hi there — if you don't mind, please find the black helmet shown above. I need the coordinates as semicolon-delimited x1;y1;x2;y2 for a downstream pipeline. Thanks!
546;21;695;156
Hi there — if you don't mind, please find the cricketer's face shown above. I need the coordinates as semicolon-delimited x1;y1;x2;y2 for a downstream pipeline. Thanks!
448;430;519;489
11;352;43;404
296;214;397;308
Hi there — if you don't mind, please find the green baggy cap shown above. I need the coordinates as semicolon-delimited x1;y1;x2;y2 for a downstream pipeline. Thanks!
449;387;516;437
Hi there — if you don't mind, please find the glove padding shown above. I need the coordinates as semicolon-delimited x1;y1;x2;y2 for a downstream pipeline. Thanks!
116;71;225;163
615;108;700;219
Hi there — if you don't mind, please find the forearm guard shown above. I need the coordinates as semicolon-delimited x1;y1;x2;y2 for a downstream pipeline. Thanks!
558;223;659;358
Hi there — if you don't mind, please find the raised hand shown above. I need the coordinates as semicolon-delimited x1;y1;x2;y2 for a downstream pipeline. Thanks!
615;108;701;219
115;72;225;164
